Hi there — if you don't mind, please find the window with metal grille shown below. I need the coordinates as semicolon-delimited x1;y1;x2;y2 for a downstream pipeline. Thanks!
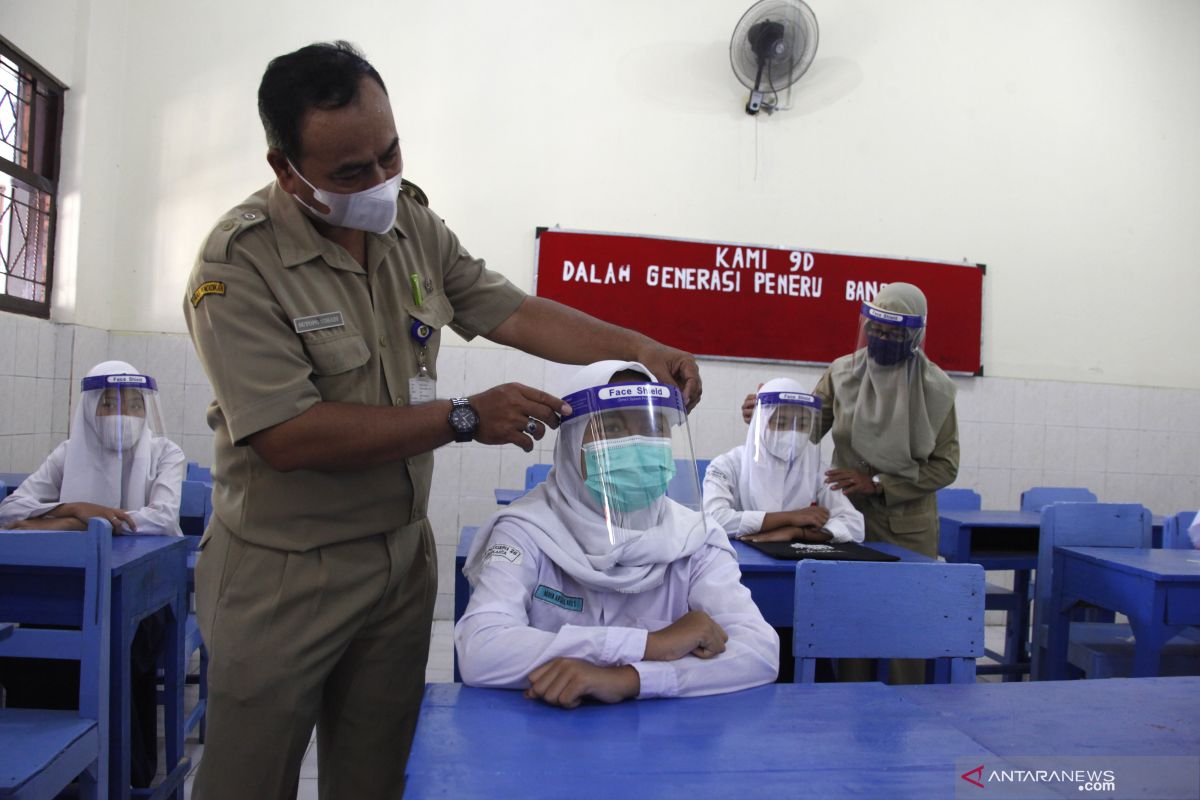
0;37;65;318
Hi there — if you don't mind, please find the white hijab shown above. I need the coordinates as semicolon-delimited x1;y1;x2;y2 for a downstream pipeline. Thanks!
738;378;824;512
829;283;957;481
59;360;156;511
464;360;730;594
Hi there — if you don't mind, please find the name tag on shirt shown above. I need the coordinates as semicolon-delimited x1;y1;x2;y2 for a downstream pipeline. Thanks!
533;584;584;613
293;311;345;333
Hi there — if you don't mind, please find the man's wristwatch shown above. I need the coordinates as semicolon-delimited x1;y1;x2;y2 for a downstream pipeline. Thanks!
870;473;883;494
448;398;479;443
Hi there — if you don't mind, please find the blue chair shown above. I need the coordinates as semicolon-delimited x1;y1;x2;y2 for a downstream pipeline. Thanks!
695;459;711;487
1162;511;1198;550
0;519;112;800
936;488;981;510
1030;502;1200;680
524;464;551;490
185;461;212;484
936;487;1024;678
179;479;211;536
792;561;985;684
1020;486;1097;512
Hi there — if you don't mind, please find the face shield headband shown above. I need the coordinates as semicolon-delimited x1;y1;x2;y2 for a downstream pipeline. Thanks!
561;382;689;514
860;303;925;366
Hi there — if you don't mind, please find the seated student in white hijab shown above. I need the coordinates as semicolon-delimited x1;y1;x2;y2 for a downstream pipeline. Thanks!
1190;512;1200;549
457;361;778;708
0;360;184;788
704;379;864;544
0;360;185;535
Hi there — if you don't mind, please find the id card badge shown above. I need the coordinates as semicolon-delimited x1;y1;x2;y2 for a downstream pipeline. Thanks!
409;371;437;404
408;320;437;405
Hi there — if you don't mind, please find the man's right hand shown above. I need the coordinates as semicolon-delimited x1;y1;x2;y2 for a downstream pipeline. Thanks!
49;502;136;532
644;610;728;662
469;383;572;452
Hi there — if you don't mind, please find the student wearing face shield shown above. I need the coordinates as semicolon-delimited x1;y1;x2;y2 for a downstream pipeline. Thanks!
0;360;185;535
456;361;778;708
0;360;185;789
704;378;864;545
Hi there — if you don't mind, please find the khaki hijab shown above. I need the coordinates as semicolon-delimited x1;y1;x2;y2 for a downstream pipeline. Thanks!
829;283;956;481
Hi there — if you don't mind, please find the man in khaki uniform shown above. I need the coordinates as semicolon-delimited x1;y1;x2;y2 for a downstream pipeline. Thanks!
183;42;700;800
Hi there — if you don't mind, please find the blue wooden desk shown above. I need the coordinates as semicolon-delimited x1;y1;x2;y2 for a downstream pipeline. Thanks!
407;681;996;799
1046;547;1200;680
407;677;1200;798
0;534;190;799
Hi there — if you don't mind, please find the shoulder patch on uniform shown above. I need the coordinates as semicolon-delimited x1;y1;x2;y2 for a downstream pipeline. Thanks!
202;207;269;264
533;585;583;613
482;543;523;567
190;280;226;307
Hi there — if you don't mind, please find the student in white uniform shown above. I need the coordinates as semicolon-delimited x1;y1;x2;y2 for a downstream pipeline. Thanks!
1189;512;1200;549
0;360;185;535
457;361;778;707
703;378;864;545
0;359;184;788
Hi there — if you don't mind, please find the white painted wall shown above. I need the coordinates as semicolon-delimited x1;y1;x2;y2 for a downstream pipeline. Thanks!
6;0;1200;391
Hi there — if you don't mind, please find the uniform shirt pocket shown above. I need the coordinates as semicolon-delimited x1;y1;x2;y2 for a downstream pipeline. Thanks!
305;331;371;376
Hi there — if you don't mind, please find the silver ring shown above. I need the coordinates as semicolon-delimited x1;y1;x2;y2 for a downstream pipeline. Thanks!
525;419;539;434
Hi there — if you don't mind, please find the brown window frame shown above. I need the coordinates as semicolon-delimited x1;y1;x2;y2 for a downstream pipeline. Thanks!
0;35;66;319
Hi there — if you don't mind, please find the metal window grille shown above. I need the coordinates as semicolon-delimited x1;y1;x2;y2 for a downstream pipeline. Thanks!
0;37;65;318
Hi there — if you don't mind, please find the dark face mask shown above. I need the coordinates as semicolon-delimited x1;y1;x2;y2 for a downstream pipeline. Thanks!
867;334;913;366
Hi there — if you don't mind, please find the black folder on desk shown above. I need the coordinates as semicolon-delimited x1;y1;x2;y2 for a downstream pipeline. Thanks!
741;539;900;562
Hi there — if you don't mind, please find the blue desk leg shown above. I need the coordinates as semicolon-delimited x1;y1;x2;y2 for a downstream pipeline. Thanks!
1128;585;1178;678
1044;551;1072;681
162;583;187;800
1004;569;1032;683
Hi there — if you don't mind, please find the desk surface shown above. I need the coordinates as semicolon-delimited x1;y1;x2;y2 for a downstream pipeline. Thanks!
0;621;12;641
408;678;1200;799
110;534;188;576
408;682;994;799
1058;546;1200;581
940;509;1040;527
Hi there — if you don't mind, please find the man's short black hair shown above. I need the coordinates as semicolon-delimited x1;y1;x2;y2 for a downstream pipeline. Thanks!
257;41;387;159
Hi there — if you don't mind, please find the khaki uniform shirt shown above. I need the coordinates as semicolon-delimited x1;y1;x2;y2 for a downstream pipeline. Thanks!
183;182;524;551
812;365;959;556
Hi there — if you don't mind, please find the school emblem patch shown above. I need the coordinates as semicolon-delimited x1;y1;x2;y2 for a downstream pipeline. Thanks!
190;281;226;307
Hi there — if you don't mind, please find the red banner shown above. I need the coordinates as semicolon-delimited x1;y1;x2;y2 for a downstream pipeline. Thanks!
534;229;984;374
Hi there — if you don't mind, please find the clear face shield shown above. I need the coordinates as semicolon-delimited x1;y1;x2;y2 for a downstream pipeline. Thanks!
750;391;822;465
561;380;701;531
852;302;926;370
79;372;165;461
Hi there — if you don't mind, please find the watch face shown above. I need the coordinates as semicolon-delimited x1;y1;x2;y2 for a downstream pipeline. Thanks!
450;406;476;430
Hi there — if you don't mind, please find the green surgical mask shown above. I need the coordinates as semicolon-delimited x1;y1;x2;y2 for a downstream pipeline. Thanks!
582;435;677;512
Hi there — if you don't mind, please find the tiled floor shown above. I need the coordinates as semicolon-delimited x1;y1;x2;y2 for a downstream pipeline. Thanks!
178;621;1010;797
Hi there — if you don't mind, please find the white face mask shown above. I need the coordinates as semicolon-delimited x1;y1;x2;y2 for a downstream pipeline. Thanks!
96;415;145;451
761;430;808;462
288;159;402;235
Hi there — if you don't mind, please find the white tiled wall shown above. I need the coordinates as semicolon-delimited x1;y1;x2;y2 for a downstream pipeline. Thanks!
3;311;1199;619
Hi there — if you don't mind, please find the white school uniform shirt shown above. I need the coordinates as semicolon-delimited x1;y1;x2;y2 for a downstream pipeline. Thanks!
455;521;780;698
0;438;186;535
702;446;865;542
1189;512;1200;549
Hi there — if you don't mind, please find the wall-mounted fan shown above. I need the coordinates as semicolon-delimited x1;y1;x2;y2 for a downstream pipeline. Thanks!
730;0;819;115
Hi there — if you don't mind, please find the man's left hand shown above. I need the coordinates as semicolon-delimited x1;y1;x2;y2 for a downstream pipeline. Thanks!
525;658;640;709
635;343;702;411
824;468;879;496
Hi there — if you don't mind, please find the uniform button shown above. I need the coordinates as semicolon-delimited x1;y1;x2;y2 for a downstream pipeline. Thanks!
423;278;434;292
242;211;258;221
379;336;387;348
219;220;236;231
394;396;404;406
